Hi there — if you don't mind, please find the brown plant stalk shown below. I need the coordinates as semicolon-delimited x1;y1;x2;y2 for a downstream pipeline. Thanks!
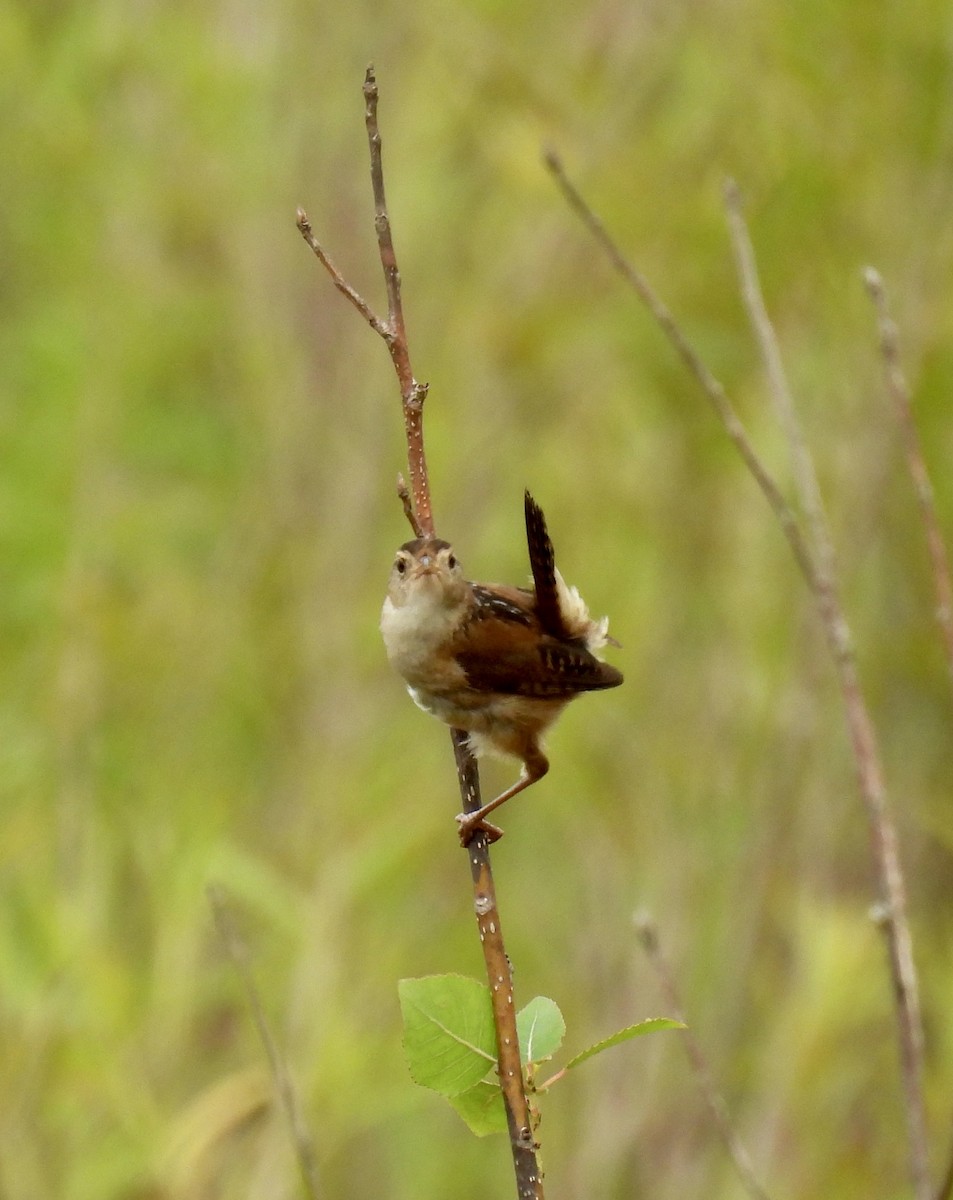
723;186;928;1200
862;272;953;1200
298;66;542;1199
545;151;929;1200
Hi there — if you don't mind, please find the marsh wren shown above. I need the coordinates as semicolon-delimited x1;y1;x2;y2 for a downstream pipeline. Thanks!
380;492;623;843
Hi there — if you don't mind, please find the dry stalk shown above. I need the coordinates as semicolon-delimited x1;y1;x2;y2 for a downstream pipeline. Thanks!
546;151;930;1200
723;186;928;1200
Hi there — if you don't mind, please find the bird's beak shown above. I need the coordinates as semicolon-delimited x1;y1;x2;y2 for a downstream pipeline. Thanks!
411;555;438;578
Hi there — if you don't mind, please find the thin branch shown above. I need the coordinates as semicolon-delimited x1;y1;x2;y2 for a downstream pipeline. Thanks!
298;70;542;1199
634;914;773;1200
546;151;930;1200
453;732;541;1174
296;208;389;337
296;67;432;537
723;179;834;581
864;266;953;691
724;186;928;1200
544;150;817;592
362;65;433;537
365;71;406;349
207;885;321;1200
397;473;424;537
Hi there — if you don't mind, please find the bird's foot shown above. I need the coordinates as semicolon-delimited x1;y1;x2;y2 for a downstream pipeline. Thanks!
456;811;505;847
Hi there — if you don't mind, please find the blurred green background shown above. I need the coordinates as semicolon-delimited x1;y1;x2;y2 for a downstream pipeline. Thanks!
2;1;952;1197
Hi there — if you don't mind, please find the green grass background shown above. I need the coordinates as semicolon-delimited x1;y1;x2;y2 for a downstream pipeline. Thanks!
2;1;952;1197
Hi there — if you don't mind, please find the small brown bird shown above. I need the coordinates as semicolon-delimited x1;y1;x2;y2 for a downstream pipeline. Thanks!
380;492;623;843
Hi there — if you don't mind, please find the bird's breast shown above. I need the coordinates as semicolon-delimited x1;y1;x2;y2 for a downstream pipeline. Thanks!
380;594;467;689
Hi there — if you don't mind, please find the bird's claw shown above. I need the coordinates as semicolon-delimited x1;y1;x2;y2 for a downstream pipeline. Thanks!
456;812;505;846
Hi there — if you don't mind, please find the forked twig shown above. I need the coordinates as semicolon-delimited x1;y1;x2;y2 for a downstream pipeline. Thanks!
295;211;389;338
864;266;953;692
297;70;431;538
634;914;773;1200
298;67;542;1198
207;886;321;1199
546;151;930;1200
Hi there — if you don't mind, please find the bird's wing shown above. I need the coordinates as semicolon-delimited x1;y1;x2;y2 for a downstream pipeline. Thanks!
452;598;623;697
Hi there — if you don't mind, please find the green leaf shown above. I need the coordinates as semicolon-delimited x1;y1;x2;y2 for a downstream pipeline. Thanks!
398;975;496;1097
447;1080;508;1137
565;1017;684;1070
517;996;566;1064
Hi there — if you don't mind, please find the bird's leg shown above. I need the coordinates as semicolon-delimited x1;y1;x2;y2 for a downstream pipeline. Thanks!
456;748;550;846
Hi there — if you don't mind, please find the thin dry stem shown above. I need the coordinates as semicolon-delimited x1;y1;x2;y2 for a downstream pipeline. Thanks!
544;151;817;591
298;70;542;1198
635;914;773;1200
546;150;930;1200
397;473;424;537
723;180;834;582
864;266;953;691
363;66;433;537
208;886;321;1200
295;68;432;538
724;187;928;1200
296;208;389;338
453;733;541;1173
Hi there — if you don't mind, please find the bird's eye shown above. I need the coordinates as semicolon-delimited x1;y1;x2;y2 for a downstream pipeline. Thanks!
447;555;457;570
395;558;407;575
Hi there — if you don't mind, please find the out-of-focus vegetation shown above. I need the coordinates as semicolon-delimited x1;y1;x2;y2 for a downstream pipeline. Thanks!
1;1;951;1197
